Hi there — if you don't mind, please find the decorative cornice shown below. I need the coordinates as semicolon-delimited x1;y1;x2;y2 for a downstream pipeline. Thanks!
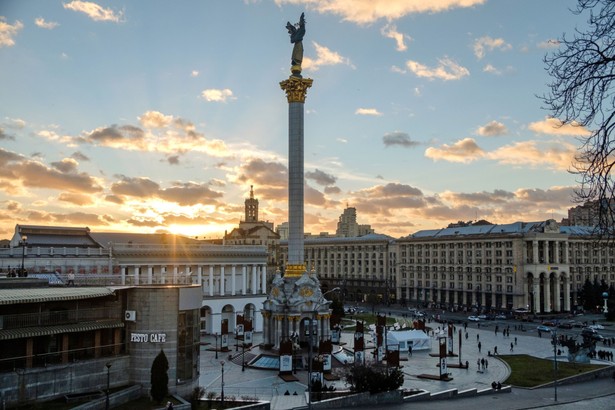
280;76;313;103
284;263;306;277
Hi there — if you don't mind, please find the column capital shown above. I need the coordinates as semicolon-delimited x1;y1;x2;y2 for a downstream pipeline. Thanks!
280;76;313;103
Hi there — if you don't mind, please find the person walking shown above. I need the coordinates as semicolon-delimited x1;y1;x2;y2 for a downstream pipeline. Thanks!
514;336;517;345
478;341;482;353
510;342;514;352
485;359;488;370
494;346;498;355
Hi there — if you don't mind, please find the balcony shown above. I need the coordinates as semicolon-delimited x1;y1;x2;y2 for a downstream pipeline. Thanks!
1;307;123;330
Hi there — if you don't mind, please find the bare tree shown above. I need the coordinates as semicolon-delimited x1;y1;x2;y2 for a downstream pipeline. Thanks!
542;0;615;237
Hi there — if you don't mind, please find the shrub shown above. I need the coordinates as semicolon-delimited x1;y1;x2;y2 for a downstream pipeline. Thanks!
344;364;404;394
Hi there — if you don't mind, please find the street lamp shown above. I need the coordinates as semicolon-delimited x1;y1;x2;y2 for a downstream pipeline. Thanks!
602;291;609;314
214;332;219;359
19;234;27;277
105;362;111;410
241;340;246;372
551;330;558;402
220;360;225;407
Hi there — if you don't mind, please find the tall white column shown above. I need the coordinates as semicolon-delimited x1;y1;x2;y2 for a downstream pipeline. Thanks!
197;265;202;285
533;281;540;313
261;265;267;293
242;265;247;295
533;241;539;264
220;265;225;296
252;265;257;295
133;266;139;285
544;275;551;313
173;265;178;284
161;266;166;284
231;265;236;296
121;266;126;285
563;278;571;311
147;266;153;284
554;241;560;264
209;266;214;297
554;275;561;311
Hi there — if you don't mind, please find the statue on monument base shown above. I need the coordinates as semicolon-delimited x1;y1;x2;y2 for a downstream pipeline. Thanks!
286;12;306;75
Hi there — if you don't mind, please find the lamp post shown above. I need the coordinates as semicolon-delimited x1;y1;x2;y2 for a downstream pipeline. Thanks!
602;291;609;315
214;332;218;359
551;329;557;402
241;340;246;372
220;360;225;407
105;362;111;410
19;234;27;277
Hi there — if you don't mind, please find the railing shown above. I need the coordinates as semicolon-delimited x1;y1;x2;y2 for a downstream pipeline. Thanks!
0;342;125;372
1;307;123;329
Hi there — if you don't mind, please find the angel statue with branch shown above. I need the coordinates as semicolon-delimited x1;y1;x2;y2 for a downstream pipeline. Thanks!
286;12;306;74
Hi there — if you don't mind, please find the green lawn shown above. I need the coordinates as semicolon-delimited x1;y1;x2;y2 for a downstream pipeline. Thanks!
499;354;606;387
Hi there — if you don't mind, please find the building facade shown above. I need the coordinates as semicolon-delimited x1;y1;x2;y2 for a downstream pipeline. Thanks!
0;283;201;407
0;225;268;334
278;233;397;305
396;220;615;313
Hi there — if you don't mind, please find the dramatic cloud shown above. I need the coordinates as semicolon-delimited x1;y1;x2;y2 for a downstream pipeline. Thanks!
139;111;173;128
200;88;235;102
528;117;591;136
440;189;515;206
476;120;507;137
58;192;95;206
235;158;288;190
63;1;124;23
0;128;15;141
51;158;79;173
275;0;487;25
35;17;59;29
383;132;420;148
303;42;353;71
488;140;576;171
306;169;337;186
79;115;230;157
0;18;23;47
71;151;90;162
355;108;382;116
111;176;160;198
473;36;511;59
425;138;484;163
405;58;469;81
381;24;411;51
158;182;223;206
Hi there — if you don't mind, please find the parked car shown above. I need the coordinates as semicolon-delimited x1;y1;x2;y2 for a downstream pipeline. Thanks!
557;321;574;329
495;314;507;320
537;325;552;333
581;328;598;336
468;316;480;322
542;320;556;327
478;314;487;320
588;324;604;330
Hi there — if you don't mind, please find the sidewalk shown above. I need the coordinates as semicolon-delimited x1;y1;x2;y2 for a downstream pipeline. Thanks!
198;318;615;409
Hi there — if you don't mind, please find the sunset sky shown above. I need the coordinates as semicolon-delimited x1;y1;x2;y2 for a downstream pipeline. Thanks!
0;0;593;239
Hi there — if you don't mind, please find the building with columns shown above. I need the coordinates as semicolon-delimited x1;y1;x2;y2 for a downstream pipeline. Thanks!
277;233;397;304
396;219;615;314
0;224;269;333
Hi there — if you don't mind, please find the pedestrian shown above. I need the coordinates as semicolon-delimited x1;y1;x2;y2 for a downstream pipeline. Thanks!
510;342;513;352
478;341;482;353
494;346;498;355
67;271;75;286
465;332;468;340
477;358;481;370
514;337;517;345
485;359;488;369
491;381;497;389
409;345;413;356
477;334;480;341
481;357;485;370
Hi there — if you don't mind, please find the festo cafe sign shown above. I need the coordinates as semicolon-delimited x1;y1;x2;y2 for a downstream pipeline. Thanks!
130;332;167;343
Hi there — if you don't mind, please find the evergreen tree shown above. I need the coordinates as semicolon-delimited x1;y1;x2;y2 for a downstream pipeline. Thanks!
150;349;169;404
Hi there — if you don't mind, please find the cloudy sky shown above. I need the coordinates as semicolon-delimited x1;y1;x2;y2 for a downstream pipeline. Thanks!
0;0;593;239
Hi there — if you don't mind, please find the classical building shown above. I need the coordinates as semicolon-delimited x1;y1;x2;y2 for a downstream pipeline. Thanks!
396;219;615;313
0;225;268;334
277;233;397;304
224;185;280;275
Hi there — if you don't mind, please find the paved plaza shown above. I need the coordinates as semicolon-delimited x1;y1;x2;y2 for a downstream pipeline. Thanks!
198;317;615;409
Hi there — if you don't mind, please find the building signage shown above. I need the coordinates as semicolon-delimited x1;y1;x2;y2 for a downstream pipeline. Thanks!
130;332;167;343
